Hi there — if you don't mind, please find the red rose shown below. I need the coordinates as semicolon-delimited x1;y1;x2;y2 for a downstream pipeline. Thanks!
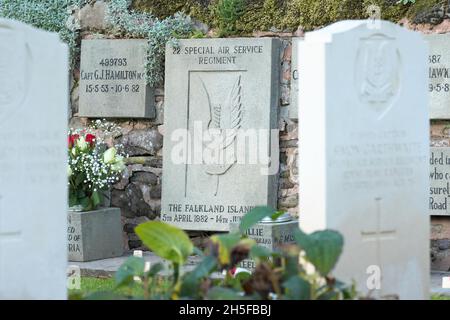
68;134;79;148
85;134;96;147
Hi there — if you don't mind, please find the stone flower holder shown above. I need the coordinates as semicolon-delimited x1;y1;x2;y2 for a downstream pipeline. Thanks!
68;207;124;262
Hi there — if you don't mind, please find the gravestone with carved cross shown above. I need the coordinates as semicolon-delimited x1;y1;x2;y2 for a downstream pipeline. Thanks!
0;19;68;299
299;20;430;299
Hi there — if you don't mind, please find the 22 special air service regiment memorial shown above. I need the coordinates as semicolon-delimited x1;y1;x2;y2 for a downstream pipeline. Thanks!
173;44;265;65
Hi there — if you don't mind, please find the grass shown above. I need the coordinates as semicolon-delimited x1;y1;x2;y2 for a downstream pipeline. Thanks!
431;293;450;300
68;276;171;300
69;276;144;299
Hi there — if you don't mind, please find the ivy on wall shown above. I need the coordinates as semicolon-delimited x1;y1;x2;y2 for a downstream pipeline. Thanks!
106;0;193;87
0;0;445;84
133;0;448;32
0;0;194;87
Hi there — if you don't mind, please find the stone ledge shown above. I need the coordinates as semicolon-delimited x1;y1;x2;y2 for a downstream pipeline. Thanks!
69;251;218;278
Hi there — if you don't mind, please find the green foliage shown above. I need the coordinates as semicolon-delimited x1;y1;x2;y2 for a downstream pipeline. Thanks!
135;221;193;265
146;14;193;86
115;256;146;287
0;0;84;68
362;0;409;21
237;0;285;33
106;0;193;87
239;206;284;232
131;0;446;33
215;0;245;36
132;0;208;19
431;294;450;300
286;0;365;30
294;229;343;276
81;206;357;300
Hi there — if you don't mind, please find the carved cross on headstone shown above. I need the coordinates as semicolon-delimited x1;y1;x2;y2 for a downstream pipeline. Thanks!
360;197;397;295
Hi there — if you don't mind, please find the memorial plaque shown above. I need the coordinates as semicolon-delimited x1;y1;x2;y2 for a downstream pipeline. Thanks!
430;147;450;215
0;19;68;299
299;21;429;299
162;38;280;231
425;34;450;119
229;219;297;270
289;38;301;120
79;39;155;118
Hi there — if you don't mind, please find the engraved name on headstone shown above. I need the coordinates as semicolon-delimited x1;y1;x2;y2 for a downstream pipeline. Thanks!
79;39;155;118
425;34;450;119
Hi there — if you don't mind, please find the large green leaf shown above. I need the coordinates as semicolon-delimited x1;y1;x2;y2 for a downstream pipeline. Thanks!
146;262;164;278
283;276;311;300
90;190;102;209
188;255;218;280
249;245;272;259
180;255;217;298
294;229;343;276
115;256;145;287
239;206;278;233
135;221;193;265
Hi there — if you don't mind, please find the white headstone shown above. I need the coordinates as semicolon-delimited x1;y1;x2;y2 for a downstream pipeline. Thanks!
299;20;430;299
0;19;68;299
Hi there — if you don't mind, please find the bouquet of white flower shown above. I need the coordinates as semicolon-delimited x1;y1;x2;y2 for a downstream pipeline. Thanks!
68;122;126;211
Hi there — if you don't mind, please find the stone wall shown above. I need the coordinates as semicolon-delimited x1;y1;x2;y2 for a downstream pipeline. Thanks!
70;2;300;250
71;1;450;270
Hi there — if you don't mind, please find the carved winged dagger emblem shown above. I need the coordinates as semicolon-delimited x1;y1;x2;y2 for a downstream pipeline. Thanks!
355;34;400;118
200;76;243;196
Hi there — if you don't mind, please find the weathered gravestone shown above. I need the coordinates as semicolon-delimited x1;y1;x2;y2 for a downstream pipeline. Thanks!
429;147;450;215
162;38;280;231
79;39;155;118
424;34;450;119
289;38;301;120
229;216;297;270
0;19;68;299
299;20;430;299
